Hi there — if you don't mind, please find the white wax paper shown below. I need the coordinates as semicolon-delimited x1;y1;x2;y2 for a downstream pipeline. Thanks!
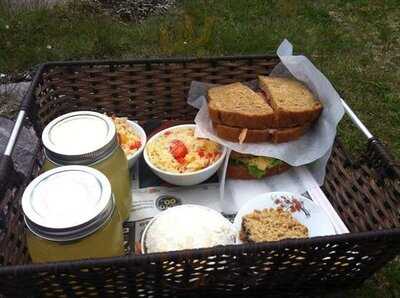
188;39;344;185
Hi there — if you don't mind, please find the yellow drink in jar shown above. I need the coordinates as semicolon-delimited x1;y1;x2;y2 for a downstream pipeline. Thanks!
41;111;131;220
22;166;125;263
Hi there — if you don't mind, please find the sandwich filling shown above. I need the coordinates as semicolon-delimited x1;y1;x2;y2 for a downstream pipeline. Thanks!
229;153;283;178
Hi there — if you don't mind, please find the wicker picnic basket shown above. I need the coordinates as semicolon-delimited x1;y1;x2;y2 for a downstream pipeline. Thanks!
0;55;399;297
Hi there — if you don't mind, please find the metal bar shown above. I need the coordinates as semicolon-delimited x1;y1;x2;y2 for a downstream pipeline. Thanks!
340;98;373;139
4;111;26;156
2;64;45;157
20;63;46;111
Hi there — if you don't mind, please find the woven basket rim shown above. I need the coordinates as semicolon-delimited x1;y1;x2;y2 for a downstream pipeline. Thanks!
38;54;280;68
1;228;399;273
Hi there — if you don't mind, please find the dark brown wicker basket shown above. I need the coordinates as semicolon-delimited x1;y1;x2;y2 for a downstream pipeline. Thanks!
0;55;399;297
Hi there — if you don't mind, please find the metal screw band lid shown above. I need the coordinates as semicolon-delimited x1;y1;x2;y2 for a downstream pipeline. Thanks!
22;166;114;242
42;111;118;165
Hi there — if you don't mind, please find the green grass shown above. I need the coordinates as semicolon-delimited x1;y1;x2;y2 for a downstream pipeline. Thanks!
0;0;399;158
0;0;399;296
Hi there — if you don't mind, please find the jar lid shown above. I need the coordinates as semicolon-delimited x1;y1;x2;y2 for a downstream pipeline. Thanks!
22;166;114;241
42;111;118;165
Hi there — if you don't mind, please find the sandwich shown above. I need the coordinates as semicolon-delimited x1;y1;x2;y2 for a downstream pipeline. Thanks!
227;151;290;179
207;76;323;143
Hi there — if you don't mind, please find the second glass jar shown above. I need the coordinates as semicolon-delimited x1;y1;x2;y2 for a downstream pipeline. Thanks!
41;111;131;220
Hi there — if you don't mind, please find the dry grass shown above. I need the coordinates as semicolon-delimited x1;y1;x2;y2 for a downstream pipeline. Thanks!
0;0;64;10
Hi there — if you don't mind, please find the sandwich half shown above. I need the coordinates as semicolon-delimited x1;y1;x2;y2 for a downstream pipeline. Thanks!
258;76;323;128
227;152;290;179
208;82;276;129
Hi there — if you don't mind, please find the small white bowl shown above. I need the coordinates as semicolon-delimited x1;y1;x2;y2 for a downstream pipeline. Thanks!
143;124;226;186
126;120;147;169
141;204;236;254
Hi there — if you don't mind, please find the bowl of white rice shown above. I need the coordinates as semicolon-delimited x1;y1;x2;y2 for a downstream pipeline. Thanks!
141;205;236;254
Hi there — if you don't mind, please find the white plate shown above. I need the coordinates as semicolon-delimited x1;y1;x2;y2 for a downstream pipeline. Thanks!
233;191;337;243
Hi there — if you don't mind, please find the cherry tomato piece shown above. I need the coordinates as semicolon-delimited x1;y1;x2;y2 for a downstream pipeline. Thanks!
129;141;141;150
170;140;188;160
197;149;205;157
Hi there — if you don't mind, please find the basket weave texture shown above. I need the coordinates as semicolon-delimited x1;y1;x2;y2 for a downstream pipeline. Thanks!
0;56;399;297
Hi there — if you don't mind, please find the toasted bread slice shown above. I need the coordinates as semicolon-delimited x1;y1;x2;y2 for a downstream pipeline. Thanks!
213;122;311;143
208;83;276;129
258;76;323;127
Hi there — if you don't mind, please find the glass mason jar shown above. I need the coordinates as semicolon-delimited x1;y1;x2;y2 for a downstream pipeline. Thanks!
22;166;125;263
41;111;131;220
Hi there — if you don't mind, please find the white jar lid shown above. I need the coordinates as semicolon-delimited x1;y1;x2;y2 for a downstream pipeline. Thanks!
42;111;118;165
22;166;114;241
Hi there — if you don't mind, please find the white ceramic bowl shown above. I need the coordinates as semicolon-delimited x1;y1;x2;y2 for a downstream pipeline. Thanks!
143;124;226;186
141;204;236;254
126;120;147;169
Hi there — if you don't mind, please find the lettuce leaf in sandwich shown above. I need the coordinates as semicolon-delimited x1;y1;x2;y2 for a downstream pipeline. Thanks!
229;153;284;179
